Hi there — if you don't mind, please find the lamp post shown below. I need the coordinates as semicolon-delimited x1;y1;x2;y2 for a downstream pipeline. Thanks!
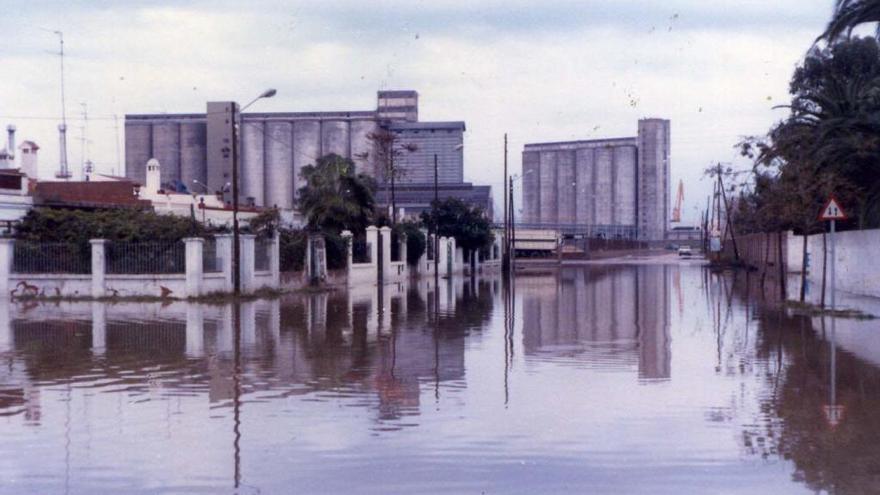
232;89;276;295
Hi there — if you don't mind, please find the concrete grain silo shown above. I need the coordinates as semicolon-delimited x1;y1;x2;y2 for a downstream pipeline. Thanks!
125;123;152;184
613;146;637;226
180;122;207;191
151;122;180;187
349;119;377;176
575;148;595;225
241;121;265;206
292;120;321;199
320;119;350;158
556;150;576;224
264;121;293;209
538;151;557;224
594;147;614;226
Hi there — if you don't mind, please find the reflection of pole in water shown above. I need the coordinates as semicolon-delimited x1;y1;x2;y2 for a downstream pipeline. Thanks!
232;303;242;489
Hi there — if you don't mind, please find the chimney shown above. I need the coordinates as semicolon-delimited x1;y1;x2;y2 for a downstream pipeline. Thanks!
6;125;15;163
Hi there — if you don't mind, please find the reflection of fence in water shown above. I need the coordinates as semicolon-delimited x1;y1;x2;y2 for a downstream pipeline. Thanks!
203;237;221;273
12;241;92;274
106;242;185;274
352;238;371;264
255;238;271;271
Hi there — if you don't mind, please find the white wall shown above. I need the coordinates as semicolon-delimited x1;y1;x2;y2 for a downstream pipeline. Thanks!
788;228;880;299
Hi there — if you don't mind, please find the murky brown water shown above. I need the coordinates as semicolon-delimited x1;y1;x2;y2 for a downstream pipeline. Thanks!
1;264;879;494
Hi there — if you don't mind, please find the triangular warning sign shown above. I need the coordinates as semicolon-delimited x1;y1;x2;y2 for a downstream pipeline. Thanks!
820;197;847;221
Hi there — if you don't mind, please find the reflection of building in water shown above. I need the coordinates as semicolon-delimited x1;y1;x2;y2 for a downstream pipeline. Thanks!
0;276;494;424
520;265;670;379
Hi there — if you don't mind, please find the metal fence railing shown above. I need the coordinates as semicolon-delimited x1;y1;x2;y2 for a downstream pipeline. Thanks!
255;238;271;271
352;238;371;264
390;231;401;262
203;237;222;273
426;236;435;261
12;241;92;274
106;242;186;275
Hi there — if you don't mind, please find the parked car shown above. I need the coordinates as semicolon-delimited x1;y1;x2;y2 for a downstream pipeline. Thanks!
678;246;693;257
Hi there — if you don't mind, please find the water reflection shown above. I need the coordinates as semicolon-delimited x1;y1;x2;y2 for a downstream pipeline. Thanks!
519;265;671;380
1;268;880;493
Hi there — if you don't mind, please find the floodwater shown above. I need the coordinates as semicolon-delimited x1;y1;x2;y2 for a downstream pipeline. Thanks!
1;264;879;494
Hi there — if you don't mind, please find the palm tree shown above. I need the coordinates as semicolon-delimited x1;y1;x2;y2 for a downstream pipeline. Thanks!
820;0;880;42
297;154;376;233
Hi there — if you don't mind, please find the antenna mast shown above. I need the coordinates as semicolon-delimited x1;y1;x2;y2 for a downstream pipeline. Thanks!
54;30;71;179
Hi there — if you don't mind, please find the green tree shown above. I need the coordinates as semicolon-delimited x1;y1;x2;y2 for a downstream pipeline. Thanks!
421;198;494;272
297;154;376;234
820;0;880;42
396;221;426;266
359;127;417;225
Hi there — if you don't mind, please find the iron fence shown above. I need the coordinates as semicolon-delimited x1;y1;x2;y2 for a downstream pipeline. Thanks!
426;235;435;261
255;238;271;271
390;231;401;262
203;237;222;273
12;241;91;274
106;241;186;275
352;238;371;264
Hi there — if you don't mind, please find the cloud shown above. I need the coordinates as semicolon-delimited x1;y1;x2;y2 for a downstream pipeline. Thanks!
1;1;830;223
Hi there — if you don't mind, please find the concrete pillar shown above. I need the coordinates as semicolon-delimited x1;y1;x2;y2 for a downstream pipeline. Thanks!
0;298;9;352
90;239;106;298
240;234;256;294
0;238;12;297
400;232;408;268
341;230;353;285
215;234;234;292
270;234;281;289
185;304;204;357
91;302;106;356
184;237;204;297
379;226;392;284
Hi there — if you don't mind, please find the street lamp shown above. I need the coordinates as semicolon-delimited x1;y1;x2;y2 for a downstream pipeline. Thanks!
432;143;464;290
231;88;276;295
507;170;532;273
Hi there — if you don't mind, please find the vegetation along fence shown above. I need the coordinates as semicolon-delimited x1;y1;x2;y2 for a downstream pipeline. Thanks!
352;238;371;264
255;238;271;271
106;241;186;275
12;241;92;274
203;237;221;273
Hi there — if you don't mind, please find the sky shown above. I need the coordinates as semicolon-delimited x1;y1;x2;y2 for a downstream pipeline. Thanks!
1;0;834;224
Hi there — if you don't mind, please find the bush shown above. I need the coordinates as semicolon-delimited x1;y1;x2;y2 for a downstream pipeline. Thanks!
396;222;425;266
279;229;306;272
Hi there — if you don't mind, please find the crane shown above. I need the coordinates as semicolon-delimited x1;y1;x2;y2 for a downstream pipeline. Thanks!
671;180;684;223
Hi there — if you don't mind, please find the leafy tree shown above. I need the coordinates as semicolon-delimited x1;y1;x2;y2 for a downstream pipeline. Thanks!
358;127;417;224
297;154;376;234
820;0;880;42
420;198;494;272
396;221;426;265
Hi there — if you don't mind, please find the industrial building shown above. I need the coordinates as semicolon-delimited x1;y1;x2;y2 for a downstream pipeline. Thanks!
521;118;670;240
125;90;490;218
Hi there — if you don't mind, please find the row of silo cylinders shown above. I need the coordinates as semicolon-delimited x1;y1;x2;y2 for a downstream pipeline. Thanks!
130;119;377;209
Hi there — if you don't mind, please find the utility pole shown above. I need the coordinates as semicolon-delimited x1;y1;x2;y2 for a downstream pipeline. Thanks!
502;133;509;275
53;30;71;180
509;176;515;273
231;102;241;295
433;153;439;291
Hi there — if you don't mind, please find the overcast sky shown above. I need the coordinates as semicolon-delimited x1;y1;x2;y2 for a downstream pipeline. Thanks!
3;0;833;223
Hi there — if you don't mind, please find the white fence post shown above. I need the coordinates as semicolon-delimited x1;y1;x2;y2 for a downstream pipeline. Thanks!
271;234;281;289
90;239;106;298
341;230;353;284
215;234;233;293
379;226;392;284
0;238;12;297
184;237;204;297
240;234;256;293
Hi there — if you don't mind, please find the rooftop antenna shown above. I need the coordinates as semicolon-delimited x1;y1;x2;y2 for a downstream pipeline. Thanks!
53;30;71;179
78;102;89;179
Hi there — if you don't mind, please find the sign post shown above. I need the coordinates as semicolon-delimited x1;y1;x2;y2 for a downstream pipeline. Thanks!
819;196;847;428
